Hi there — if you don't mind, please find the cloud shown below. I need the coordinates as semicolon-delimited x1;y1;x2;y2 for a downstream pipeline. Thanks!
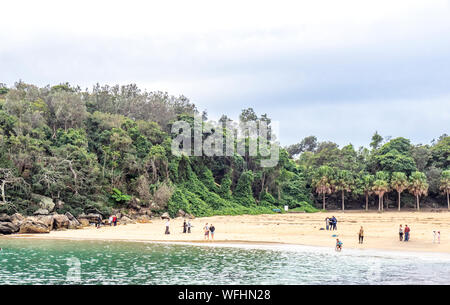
1;0;449;147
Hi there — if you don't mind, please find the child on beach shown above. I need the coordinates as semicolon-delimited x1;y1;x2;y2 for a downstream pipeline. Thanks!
335;239;343;251
399;225;403;241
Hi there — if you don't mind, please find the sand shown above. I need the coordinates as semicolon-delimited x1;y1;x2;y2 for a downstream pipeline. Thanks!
6;211;450;254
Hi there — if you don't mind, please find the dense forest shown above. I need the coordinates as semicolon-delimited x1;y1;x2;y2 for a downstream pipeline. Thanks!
0;82;449;219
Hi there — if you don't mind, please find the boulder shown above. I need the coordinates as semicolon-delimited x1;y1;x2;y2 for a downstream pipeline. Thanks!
65;212;76;221
77;213;102;223
52;214;70;230
34;215;54;230
176;209;186;217
0;222;19;234
34;208;49;216
19;219;50;234
10;213;25;227
78;218;90;227
120;215;134;224
136;215;151;223
0;214;11;222
160;212;170;220
31;194;55;212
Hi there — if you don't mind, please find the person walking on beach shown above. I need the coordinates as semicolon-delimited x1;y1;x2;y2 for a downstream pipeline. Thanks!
404;225;410;242
210;224;215;241
437;231;441;244
399;225;403;241
325;217;330;230
165;219;170;235
433;230;436;243
183;219;187;233
203;223;210;240
187;220;192;233
358;226;364;244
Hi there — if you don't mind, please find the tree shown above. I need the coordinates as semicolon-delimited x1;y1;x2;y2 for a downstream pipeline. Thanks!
372;171;390;211
408;171;429;211
312;166;334;210
334;169;353;211
361;174;374;211
0;168;27;204
370;131;383;150
440;170;450;209
390;172;409;211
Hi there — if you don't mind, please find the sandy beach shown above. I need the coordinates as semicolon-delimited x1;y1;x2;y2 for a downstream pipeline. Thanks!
6;211;449;254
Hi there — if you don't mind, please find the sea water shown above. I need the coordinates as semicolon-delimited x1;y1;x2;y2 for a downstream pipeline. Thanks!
0;238;449;285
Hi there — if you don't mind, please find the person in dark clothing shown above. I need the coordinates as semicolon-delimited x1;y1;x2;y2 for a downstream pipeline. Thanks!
210;224;215;241
96;216;102;229
183;220;187;233
331;216;337;230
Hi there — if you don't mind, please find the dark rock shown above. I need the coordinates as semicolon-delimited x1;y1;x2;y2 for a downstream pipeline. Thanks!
0;222;19;234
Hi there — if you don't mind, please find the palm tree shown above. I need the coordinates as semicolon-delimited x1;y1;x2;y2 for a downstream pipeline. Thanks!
440;170;450;210
335;170;353;211
391;172;408;211
372;179;389;212
408;171;429;211
361;174;374;211
312;166;334;210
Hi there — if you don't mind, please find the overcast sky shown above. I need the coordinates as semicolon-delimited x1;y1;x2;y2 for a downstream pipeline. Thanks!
1;0;449;147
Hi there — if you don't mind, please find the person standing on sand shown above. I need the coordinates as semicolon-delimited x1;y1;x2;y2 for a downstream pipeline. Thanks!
113;216;117;226
399;225;403;241
183;219;187;233
433;230;436;243
358;226;364;244
108;216;113;226
204;223;210;240
165;219;170;234
210;224;215;241
437;231;441;244
325;217;330;230
187;220;192;233
404;225;410;242
331;216;337;230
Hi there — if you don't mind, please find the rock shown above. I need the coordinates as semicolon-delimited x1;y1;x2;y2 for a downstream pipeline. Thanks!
52;214;70;230
31;194;55;212
176;209;186;217
120;216;134;224
78;219;90;227
136;215;151;223
160;212;170;220
0;222;19;234
0;214;11;222
77;213;102;223
34;215;54;230
10;213;25;227
19;219;50;234
56;200;65;209
187;213;195;219
34;208;49;216
65;212;75;221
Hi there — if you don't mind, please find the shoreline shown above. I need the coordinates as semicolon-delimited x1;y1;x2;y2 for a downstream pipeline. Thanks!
3;211;450;255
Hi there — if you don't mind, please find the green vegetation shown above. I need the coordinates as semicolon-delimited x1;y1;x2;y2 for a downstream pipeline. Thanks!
0;82;449;218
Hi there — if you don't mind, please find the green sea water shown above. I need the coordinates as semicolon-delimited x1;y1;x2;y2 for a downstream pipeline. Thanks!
1;238;449;285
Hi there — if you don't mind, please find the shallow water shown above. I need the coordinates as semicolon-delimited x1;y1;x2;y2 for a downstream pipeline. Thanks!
0;238;449;284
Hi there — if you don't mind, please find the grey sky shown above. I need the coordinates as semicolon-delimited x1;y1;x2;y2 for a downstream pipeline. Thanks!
1;0;449;147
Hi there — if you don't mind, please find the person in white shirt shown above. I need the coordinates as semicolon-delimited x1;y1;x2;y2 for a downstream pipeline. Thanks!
165;219;170;234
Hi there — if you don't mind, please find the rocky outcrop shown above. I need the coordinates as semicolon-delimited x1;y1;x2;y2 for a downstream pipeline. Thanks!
31;194;55;212
77;213;102;224
10;213;25;227
34;208;50;216
0;222;19;234
19;219;50;234
176;209;186;217
120;215;134;224
52;214;70;230
34;215;54;230
160;212;170;220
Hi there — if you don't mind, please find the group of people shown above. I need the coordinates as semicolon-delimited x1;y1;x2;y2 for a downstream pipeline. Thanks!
398;224;411;241
164;219;215;241
325;216;338;230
